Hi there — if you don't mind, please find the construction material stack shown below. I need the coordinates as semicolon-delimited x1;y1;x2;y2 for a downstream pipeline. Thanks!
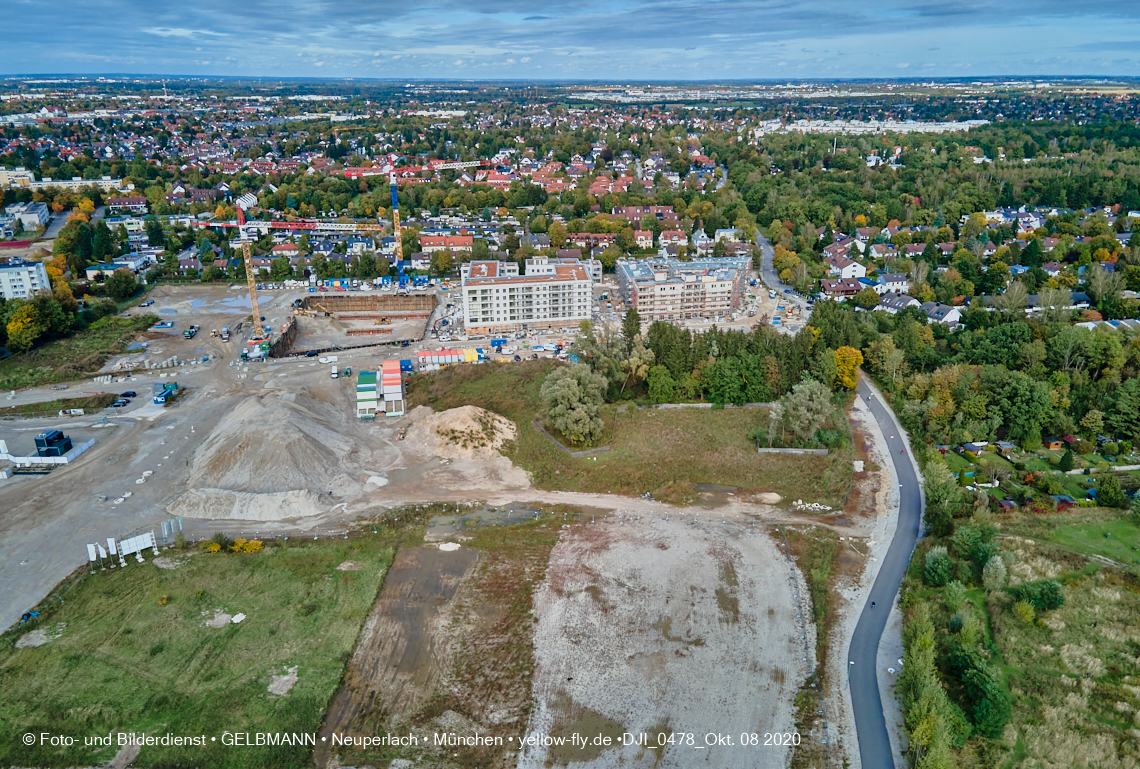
356;371;378;420
381;360;405;417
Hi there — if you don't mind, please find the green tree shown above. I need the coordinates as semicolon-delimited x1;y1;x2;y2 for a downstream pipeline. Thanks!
145;216;165;248
923;459;961;537
924;546;952;587
92;221;113;262
647;365;677;404
104;269;139;302
269;257;293;280
620;334;654;393
1097;475;1127;509
982;555;1007;590
852;286;881;310
621;305;642;350
540;363;608;445
1058;447;1074;472
779;378;833;443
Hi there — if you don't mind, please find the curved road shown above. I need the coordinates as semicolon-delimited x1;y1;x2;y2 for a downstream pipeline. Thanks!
848;378;924;768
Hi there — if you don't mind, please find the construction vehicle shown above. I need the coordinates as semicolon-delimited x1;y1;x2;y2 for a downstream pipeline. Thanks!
372;317;391;326
235;206;266;339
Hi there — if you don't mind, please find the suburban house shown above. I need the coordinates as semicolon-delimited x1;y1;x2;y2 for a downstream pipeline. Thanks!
634;230;653;249
659;230;688;247
345;236;375;255
420;234;474;253
877;294;920;314
271;242;300;258
825;255;867;280
921;302;962;325
820;278;863;300
872;273;910;295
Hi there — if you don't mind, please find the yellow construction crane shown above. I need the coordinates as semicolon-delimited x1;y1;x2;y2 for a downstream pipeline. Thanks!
236;207;266;339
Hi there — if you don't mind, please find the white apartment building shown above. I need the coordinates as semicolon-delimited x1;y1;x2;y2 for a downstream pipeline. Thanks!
525;255;603;282
462;259;593;333
615;256;750;321
5;201;49;230
0;258;50;300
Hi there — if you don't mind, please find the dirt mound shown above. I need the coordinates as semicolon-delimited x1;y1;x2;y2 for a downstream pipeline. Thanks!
188;392;358;492
169;489;329;521
170;392;367;520
406;405;517;460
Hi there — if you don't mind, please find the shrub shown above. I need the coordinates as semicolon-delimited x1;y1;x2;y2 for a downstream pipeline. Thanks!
204;543;221;553
924;546;952;587
230;538;263;553
944;580;968;613
982;556;1008;590
1007;580;1064;612
1073;439;1094;454
1058;447;1074;472
1097;475;1127;509
1012;600;1035;624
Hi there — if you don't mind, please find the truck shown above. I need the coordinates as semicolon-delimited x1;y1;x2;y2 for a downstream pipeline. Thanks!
220;326;230;342
183;325;200;339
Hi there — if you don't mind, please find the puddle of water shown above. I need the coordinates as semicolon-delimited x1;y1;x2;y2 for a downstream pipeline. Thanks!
126;342;145;350
694;483;739;509
158;308;177;315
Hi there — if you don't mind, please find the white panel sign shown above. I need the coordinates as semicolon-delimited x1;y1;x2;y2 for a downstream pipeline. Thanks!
87;544;97;562
107;538;117;556
98;544;108;559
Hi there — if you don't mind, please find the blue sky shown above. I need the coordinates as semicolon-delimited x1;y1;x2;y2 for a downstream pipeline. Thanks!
4;0;1140;79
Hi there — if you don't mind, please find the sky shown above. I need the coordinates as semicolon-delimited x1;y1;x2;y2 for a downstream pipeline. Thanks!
4;0;1140;80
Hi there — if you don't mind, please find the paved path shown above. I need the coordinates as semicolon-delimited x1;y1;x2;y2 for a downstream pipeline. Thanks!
848;378;923;768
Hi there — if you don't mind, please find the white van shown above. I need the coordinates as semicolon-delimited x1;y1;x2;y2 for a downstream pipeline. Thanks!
330;365;339;379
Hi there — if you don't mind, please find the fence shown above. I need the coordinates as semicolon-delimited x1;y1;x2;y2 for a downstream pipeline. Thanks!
1;438;96;466
757;447;829;456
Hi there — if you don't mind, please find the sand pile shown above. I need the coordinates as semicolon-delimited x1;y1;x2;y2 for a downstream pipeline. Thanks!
169;392;366;521
405;405;517;460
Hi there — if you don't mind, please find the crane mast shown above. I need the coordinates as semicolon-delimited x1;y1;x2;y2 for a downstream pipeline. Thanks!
236;207;266;339
390;173;407;288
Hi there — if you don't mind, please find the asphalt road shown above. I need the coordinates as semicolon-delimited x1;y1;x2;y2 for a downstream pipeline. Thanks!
848;379;924;769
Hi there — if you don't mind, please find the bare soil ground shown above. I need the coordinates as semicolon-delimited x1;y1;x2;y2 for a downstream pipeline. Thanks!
521;512;810;769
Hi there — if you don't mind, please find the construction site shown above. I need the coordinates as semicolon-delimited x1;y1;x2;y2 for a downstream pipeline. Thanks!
280;293;437;354
0;279;896;769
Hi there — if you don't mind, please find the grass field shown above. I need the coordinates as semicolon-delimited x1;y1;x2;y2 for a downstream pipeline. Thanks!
0;393;116;417
0;314;157;390
406;361;851;505
0;535;397;768
1052;519;1140;567
899;509;1140;768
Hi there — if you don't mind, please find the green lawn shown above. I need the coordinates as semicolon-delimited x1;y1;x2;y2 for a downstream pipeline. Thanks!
0;536;396;768
0;393;116;418
1053;518;1140;567
406;361;852;506
0;314;157;390
943;451;972;471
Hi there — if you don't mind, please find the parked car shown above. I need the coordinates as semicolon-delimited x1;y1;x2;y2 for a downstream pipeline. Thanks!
120;391;137;398
305;350;319;357
111;399;130;408
139;300;154;307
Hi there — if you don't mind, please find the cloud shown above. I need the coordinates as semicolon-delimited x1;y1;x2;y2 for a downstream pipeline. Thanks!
2;0;1140;78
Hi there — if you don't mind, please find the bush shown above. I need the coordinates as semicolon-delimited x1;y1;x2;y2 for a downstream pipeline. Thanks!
1058;447;1075;472
982;556;1008;590
924;546;952;587
944;580;968;613
1073;439;1094;454
1097;475;1128;509
541;363;607;445
1012;600;1035;624
1006;580;1064;612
